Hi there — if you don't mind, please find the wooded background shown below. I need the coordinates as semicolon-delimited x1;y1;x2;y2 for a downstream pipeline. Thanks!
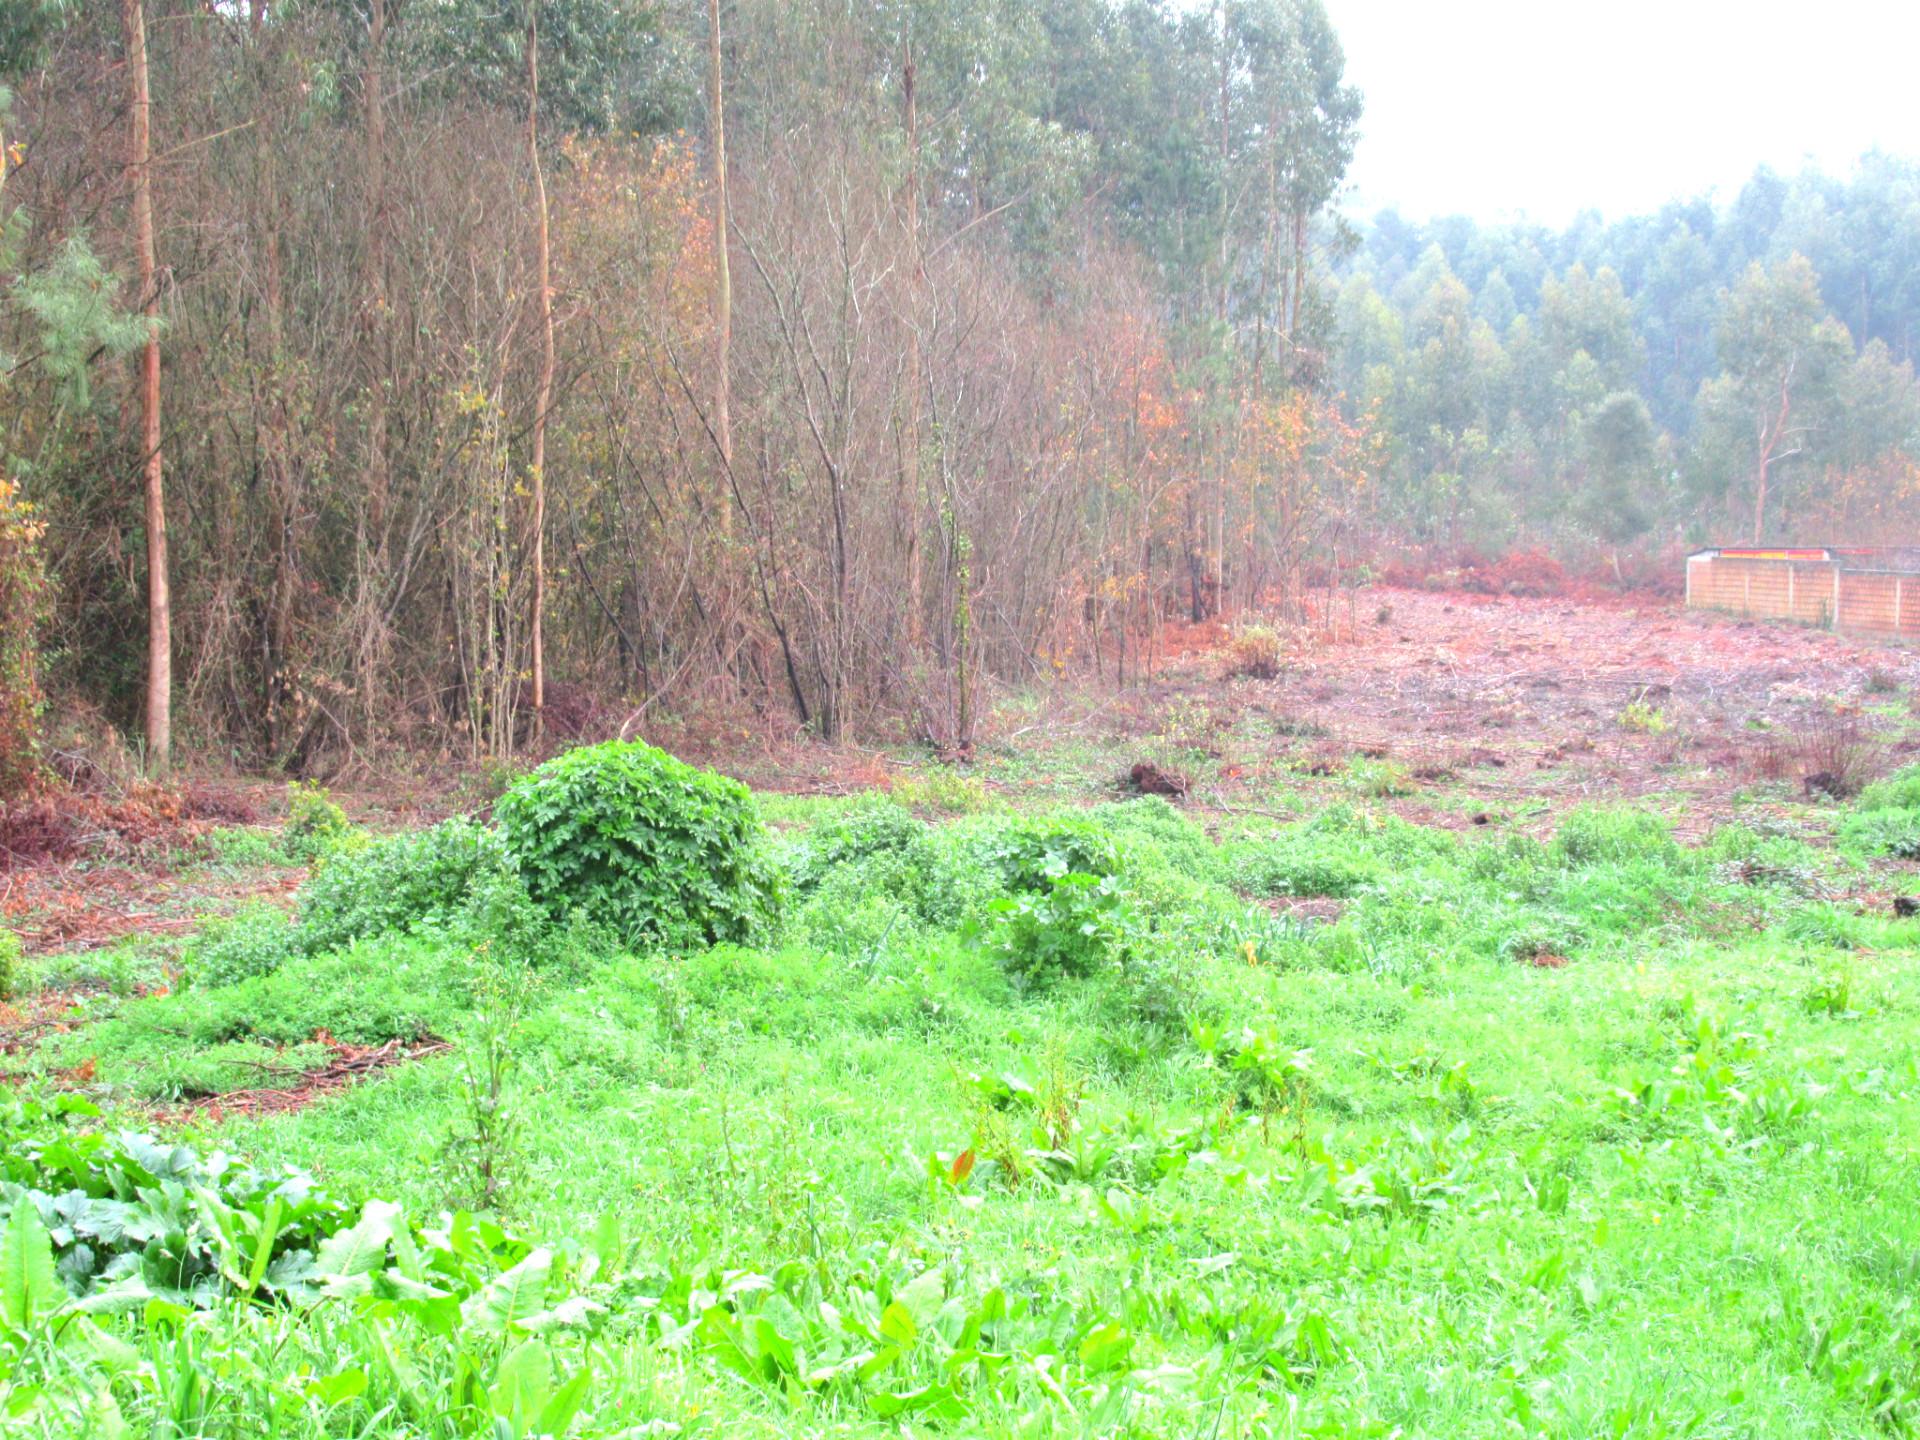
0;0;1915;780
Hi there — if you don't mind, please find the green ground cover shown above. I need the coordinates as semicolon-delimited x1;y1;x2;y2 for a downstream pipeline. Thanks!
3;743;1919;1437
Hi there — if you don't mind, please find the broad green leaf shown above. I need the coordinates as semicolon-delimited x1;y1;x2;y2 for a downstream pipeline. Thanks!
67;1280;152;1316
366;1318;430;1421
754;1316;797;1378
695;1307;759;1382
462;1246;553;1337
894;1268;944;1328
514;1294;607;1334
535;1362;592;1437
869;1382;969;1421
489;1340;553;1432
305;1369;370;1407
244;1197;283;1297
1077;1321;1133;1374
60;1317;141;1375
314;1200;398;1279
878;1301;916;1348
84;1389;127;1440
0;1203;61;1330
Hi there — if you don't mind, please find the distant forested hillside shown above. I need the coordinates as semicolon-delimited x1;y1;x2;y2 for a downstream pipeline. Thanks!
0;0;1915;773
1333;158;1920;550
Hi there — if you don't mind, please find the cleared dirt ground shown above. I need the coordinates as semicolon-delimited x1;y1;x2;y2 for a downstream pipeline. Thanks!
946;584;1920;842
1231;586;1917;811
3;583;1916;967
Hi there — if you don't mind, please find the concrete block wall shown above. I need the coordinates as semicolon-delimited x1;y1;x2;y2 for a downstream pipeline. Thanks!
1686;552;1919;641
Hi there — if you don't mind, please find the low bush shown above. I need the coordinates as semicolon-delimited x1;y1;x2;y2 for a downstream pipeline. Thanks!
198;824;295;867
1617;700;1669;734
889;767;994;815
283;780;359;861
1855;764;1920;813
1549;806;1684;868
973;870;1139;984
1223;622;1286;680
0;1093;356;1303
785;795;929;894
297;817;528;955
1226;807;1412;899
496;740;779;946
1233;840;1380;899
183;902;298;987
52;937;475;1078
1838;807;1920;860
1085;796;1222;883
0;925;18;999
1795;712;1889;800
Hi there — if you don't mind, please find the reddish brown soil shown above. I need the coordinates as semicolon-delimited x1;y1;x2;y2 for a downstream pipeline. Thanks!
150;1034;451;1124
1149;585;1918;836
3;865;305;956
1;584;1913;966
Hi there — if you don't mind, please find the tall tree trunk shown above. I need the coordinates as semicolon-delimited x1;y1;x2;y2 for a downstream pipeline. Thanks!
901;42;923;645
124;0;169;774
357;0;390;733
1212;0;1231;617
707;0;732;483
252;0;297;754
527;1;553;741
1752;369;1794;544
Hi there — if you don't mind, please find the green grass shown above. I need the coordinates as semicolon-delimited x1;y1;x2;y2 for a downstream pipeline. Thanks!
3;783;1919;1437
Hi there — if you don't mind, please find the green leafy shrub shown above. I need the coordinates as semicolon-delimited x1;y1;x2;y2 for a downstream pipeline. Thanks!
183;903;297;987
1496;914;1586;965
1783;903;1872;950
1549;806;1683;868
1617;700;1670;734
1837;807;1920;860
1228;808;1395;898
198;824;294;867
785;795;929;894
0;925;18;1000
1223;622;1286;680
1854;765;1920;813
0;1093;355;1304
495;740;779;946
297;817;527;954
1343;757;1415;798
889;767;994;815
974;869;1138;983
283;780;354;861
53;936;476;1075
966;815;1124;893
782;797;941;956
1086;796;1222;882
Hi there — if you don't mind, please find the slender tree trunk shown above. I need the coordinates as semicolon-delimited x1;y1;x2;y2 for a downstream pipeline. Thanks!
1212;1;1232;618
1215;1;1231;325
707;0;732;482
901;43;923;645
1752;369;1793;544
1290;209;1306;350
357;0;390;732
252;0;297;754
527;1;553;741
124;0;169;774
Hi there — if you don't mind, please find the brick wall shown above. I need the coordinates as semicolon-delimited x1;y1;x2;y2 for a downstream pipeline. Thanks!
1687;555;1920;640
1835;570;1916;639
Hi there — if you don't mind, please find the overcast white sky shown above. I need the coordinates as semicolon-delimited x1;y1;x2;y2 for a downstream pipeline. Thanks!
1321;0;1920;225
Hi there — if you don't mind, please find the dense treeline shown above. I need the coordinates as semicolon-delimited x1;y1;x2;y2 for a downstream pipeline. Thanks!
3;0;1918;782
0;0;1369;775
1336;158;1920;554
